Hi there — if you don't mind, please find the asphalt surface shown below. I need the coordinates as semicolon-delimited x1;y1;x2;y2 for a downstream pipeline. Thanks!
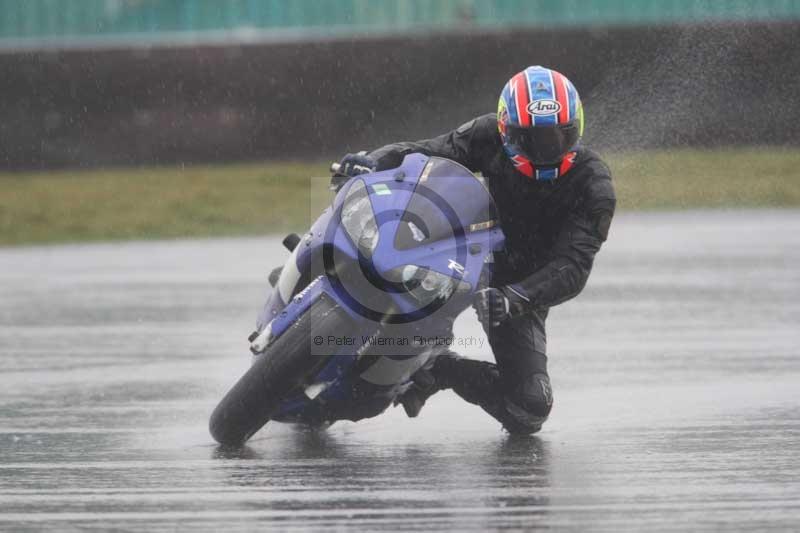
1;209;799;531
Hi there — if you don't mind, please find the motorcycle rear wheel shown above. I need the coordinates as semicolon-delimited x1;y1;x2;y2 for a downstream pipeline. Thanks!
209;295;350;446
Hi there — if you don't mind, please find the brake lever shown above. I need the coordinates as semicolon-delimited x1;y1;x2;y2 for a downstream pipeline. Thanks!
329;162;348;191
329;162;374;191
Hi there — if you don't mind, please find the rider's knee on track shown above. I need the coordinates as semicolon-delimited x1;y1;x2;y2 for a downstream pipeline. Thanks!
503;373;553;434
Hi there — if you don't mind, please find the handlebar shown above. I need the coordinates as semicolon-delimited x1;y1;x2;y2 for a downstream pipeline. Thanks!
329;162;374;177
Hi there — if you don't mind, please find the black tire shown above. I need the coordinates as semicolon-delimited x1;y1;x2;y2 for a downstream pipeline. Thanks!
209;295;351;446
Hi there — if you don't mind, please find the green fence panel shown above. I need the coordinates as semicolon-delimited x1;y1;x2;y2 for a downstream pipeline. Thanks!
1;0;800;44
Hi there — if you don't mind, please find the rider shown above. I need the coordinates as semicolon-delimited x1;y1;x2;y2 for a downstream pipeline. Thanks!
336;66;616;434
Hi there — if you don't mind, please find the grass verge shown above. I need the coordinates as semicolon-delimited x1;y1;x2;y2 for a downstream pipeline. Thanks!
1;148;798;246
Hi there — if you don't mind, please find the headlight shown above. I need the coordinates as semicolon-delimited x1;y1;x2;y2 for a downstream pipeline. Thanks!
341;180;379;258
385;264;467;307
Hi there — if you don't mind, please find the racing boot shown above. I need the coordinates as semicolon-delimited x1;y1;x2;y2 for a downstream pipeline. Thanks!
433;353;510;425
398;350;460;418
443;355;552;434
402;351;552;433
399;350;506;418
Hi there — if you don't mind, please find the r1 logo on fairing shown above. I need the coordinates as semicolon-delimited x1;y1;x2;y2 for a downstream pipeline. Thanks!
528;99;561;116
447;259;465;275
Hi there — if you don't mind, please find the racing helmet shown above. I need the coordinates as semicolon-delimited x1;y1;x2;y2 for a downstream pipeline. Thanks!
497;66;584;181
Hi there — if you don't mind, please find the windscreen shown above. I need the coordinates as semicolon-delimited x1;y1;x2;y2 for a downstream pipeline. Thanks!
394;158;498;250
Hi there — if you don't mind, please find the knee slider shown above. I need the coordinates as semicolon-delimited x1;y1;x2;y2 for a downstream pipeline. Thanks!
505;373;553;429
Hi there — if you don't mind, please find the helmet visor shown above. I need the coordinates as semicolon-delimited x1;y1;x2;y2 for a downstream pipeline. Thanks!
506;124;579;166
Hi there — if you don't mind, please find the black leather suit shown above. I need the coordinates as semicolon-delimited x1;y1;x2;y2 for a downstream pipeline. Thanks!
369;113;616;433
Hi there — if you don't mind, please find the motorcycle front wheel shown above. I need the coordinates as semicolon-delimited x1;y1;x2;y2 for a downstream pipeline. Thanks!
209;295;351;446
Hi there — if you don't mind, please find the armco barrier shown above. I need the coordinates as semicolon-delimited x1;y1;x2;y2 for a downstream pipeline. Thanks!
1;22;798;170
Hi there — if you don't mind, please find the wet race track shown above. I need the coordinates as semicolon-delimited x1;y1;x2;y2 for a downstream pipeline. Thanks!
1;210;799;531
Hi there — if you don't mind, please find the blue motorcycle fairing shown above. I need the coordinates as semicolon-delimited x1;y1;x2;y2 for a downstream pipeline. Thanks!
254;154;506;425
258;154;503;330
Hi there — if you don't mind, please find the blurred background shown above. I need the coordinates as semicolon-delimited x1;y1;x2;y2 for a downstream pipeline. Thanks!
2;6;800;530
1;0;799;244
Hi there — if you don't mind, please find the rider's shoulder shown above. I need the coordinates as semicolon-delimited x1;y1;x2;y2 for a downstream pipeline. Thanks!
474;113;498;129
573;148;615;202
454;113;497;138
572;150;614;208
574;147;612;181
469;114;503;154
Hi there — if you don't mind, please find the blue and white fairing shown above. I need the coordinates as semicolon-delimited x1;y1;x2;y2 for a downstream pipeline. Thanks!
253;154;505;424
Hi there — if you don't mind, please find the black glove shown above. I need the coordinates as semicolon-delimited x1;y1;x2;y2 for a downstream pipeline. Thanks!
338;152;377;177
473;285;530;328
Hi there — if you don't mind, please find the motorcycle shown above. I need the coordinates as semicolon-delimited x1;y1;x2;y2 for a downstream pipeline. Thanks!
209;154;505;446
